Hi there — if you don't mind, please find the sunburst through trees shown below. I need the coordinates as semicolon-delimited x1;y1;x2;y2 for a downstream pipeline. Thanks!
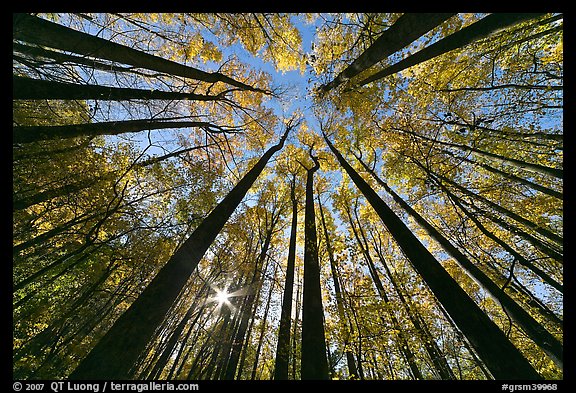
13;12;562;381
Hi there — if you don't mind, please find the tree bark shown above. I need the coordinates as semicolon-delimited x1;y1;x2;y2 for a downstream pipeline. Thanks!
319;13;455;93
393;125;563;179
317;194;359;379
346;204;424;380
13;75;227;101
323;132;542;380
13;118;241;144
69;125;291;379
355;154;563;368
273;176;298;380
300;151;330;380
13;13;267;93
351;13;546;89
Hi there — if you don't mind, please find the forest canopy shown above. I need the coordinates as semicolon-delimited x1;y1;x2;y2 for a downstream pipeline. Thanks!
12;12;563;381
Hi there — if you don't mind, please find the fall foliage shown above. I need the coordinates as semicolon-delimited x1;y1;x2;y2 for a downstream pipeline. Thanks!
13;13;562;381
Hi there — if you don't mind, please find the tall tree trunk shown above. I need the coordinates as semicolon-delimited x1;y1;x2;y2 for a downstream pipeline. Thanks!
273;176;298;380
433;179;563;293
433;171;562;247
370;228;455;379
250;263;277;380
291;267;302;380
346;204;424;380
13;75;227;101
355;153;563;368
224;229;276;380
351;13;546;89
319;13;455;93
317;194;359;379
323;132;542;380
13;118;240;144
69;125;291;380
13;13;267;93
300;151;330;380
393;126;563;179
437;147;562;200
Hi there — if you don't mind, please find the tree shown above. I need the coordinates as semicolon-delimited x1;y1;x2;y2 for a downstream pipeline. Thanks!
299;147;330;380
69;123;292;379
323;130;542;380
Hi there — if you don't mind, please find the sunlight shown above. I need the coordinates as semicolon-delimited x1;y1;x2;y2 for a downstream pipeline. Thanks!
215;289;230;306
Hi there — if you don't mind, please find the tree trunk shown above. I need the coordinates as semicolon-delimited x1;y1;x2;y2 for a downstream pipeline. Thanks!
323;132;542;380
346;204;424;380
273;176;298;380
437;148;562;200
69;125;291;380
434;180;563;294
317;194;359;379
352;13;546;89
393;126;563;179
250;263;277;380
370;228;455;379
224;229;276;380
434;171;563;247
355;153;563;368
319;13;455;93
13;13;267;93
291;267;302;380
13;75;226;101
300;152;330;380
13;118;240;144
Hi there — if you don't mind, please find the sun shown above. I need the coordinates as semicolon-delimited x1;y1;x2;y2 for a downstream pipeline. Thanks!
215;289;230;306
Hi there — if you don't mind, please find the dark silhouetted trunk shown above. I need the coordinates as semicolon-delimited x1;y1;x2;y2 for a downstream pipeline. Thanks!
13;118;240;144
323;132;542;380
352;13;546;88
69;126;291;379
273;176;298;380
355;153;563;368
319;13;455;93
393;126;563;179
300;152;330;380
13;13;267;93
13;75;226;101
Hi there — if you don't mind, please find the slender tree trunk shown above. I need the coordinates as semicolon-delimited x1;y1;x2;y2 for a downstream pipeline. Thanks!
13;118;240;144
435;179;562;293
300;152;330;380
273;176;298;380
370;229;455;379
346;204;424;380
69;126;291;380
317;194;359;379
355;153;563;368
434;171;562;247
437;147;562;200
291;267;302;380
351;13;546;89
13;13;267;93
319;13;455;93
323;132;542;380
250;263;277;380
13;75;226;101
393;126;563;179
